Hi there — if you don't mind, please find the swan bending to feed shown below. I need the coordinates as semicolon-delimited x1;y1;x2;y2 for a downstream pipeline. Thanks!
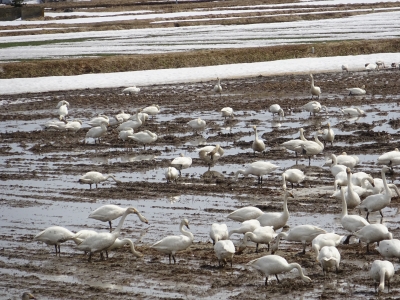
22;292;36;300
312;233;344;258
106;238;142;258
370;260;394;292
188;117;207;134
88;114;109;127
376;239;400;260
317;246;341;276
198;144;224;170
235;161;279;185
128;130;157;149
117;110;143;131
65;120;82;132
252;125;266;155
85;120;108;144
214;77;222;96
281;128;308;157
377;148;400;166
323;152;358;169
256;191;294;230
341;107;365;116
76;207;141;262
151;218;194;264
238;226;275;253
282;169;305;189
271;225;327;254
122;86;140;95
165;167;179;183
210;223;229;245
269;104;284;117
221;107;234;119
79;171;121;190
142;104;160;118
353;224;392;253
309;74;321;99
41;119;67;131
348;85;366;95
214;240;235;267
302;101;327;116
89;204;149;231
247;255;311;286
227;206;263;222
171;153;192;176
228;220;260;238
34;226;77;254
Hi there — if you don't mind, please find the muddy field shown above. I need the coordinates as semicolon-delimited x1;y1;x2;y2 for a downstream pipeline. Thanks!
1;68;400;299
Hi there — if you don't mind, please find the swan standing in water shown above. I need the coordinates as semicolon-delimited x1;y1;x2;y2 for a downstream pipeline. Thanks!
348;85;366;95
228;219;260;238
79;171;121;190
142;104;160;119
256;191;294;230
77;207;142;262
359;166;392;220
214;77;222;97
323;152;359;169
171;153;192;176
299;131;324;166
329;154;347;177
247;255;311;286
151;218;194;264
221;107;234;119
115;110;131;122
128;130;157;149
271;225;327;254
165;166;179;183
214;240;235;267
252;125;266;155
269;104;284;117
117;110;143;131
302;101;327;116
309;74;321;99
320;123;335;146
89;204;149;231
88;114;109;127
376;239;400;260
57;100;69;121
188;117;206;135
340;107;365;116
238;226;276;253
353;224;392;253
85;120;108;144
227;206;264;222
34;226;77;254
281;128;308;157
317;246;341;276
209;223;229;245
122;86;140;95
311;233;344;258
377;148;400;167
198;144;224;170
370;260;394;292
344;168;361;209
235;161;279;185
282;169;305;189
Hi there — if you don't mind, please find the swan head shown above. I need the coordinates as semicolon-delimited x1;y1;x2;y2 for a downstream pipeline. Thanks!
346;167;351;174
286;191;295;198
22;292;36;300
382;166;391;173
252;125;257;131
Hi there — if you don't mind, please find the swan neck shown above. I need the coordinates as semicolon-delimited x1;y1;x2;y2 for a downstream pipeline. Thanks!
283;192;289;215
331;154;337;166
126;239;142;257
113;209;132;236
180;223;194;241
340;189;348;217
282;174;287;189
289;263;308;281
382;168;390;194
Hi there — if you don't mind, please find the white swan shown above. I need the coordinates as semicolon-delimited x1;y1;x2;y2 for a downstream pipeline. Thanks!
41;119;67;131
65;120;82;132
214;240;235;267
88;114;109;127
348;85;366;96
345;168;361;209
122;86;140;95
321;123;335;146
106;238;142;258
377;148;400;166
269;104;284;117
271;225;327;254
209;223;229;245
128;130;157;149
365;63;377;71
58;100;69;121
247;255;311;285
281;128;308;157
115;110;131;122
252;125;266;155
22;292;36;300
76;207;141;262
34;226;76;254
142;104;160;118
79;171;121;190
376;239;400;260
118;128;134;145
117;110;143;131
238;226;275;253
370;260;394;292
165;166;179;183
171;153;192;176
324;152;358;169
302;101;327;116
341;64;349;72
329;154;347;177
227;206;264;222
353;224;392;253
331;178;372;200
188;117;206;134
256;191;294;230
309;74;321;99
282;169;305;189
334;170;374;189
85;120;108;144
69;229;98;244
221;107;234;119
299;131;324;166
151;218;194;264
56;100;70;109
228;219;260;238
311;233;344;258
341;107;365;116
317;246;341;276
235;161;279;185
89;204;148;231
376;60;386;69
214;77;222;96
359;166;392;220
198;144;224;170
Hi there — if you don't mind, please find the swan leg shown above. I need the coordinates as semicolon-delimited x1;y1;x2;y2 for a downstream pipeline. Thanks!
343;235;352;244
168;254;172;264
89;183;92;190
265;276;269;286
366;212;370;221
54;245;58;254
172;254;176;264
100;252;104;260
88;252;92;262
379;210;384;218
95;183;98;189
366;243;370;254
109;221;112;232
275;274;280;283
256;243;259;253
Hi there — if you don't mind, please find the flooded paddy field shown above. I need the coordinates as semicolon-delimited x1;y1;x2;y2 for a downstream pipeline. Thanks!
1;69;400;299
